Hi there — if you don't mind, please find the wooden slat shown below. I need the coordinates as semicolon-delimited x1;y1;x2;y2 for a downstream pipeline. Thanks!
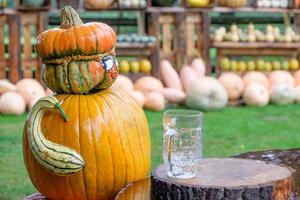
158;14;174;24
23;25;32;60
212;42;300;49
218;48;297;56
162;23;172;54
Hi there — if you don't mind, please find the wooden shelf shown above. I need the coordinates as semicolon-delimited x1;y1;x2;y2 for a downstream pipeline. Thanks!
116;42;156;56
212;42;300;49
146;6;300;13
121;72;150;82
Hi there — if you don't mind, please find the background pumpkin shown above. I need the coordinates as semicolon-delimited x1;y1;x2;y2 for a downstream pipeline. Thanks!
243;83;269;107
160;60;183;91
218;72;244;101
23;86;151;200
129;90;145;107
190;58;206;77
163;88;186;104
179;65;197;91
243;71;269;88
144;92;165;111
114;74;134;92
270;84;295;105
269;71;295;88
0;91;26;115
16;78;45;107
185;77;228;111
0;79;16;94
293;70;300;86
134;76;164;94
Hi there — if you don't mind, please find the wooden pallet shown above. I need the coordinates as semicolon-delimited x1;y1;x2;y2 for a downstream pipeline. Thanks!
0;9;20;83
19;11;48;81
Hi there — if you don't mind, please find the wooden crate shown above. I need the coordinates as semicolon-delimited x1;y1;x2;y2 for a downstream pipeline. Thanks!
0;9;20;83
15;0;51;11
148;11;185;69
19;11;48;81
185;12;210;73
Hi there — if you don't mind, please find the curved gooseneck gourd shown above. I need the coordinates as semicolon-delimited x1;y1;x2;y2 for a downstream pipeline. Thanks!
27;96;85;175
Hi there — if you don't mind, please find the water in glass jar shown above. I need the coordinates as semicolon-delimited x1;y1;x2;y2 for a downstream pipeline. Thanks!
163;126;202;179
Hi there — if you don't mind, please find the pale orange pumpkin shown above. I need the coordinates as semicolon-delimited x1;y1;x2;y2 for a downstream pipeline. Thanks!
179;65;197;91
23;86;151;200
134;76;164;94
114;74;134;92
243;83;269;107
129;90;145;107
294;70;300;86
269;71;295;88
16;78;45;106
190;58;206;77
0;79;16;94
160;60;183;91
218;72;244;101
295;85;300;103
144;92;165;111
243;71;269;88
163;88;186;104
0;91;26;115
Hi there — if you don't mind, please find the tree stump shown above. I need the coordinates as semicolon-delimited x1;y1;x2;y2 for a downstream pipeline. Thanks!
151;158;292;200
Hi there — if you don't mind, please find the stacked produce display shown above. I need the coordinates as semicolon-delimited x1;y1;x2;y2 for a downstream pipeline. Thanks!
213;23;300;43
21;6;151;200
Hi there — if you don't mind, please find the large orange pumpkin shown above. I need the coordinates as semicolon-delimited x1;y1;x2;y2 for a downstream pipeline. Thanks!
23;86;151;200
37;6;118;94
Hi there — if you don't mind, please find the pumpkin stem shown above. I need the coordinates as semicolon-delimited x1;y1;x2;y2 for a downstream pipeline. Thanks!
60;6;83;29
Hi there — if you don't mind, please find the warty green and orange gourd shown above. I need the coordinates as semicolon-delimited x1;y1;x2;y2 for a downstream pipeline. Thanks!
36;6;118;94
23;6;151;200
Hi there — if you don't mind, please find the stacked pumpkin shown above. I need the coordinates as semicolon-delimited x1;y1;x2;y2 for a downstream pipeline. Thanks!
23;6;150;200
0;78;49;115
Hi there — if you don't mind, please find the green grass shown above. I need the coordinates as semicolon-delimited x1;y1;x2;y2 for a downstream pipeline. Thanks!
1;105;300;199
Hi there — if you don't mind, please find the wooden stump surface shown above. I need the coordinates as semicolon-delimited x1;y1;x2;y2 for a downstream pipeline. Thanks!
151;158;292;200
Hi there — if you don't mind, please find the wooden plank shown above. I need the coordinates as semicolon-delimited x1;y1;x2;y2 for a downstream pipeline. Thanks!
162;23;172;54
23;25;32;60
218;48;297;56
200;12;211;74
213;42;300;49
174;12;185;68
158;14;174;24
8;13;20;83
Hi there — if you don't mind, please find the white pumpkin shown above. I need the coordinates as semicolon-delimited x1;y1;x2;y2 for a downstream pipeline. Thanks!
270;84;295;105
185;76;228;110
269;70;295;88
144;92;165;111
295;85;300;103
218;72;244;101
243;83;269;107
163;88;186;104
129;90;145;107
190;58;206;77
243;71;269;88
15;79;45;106
0;79;16;95
114;74;134;91
0;91;26;115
